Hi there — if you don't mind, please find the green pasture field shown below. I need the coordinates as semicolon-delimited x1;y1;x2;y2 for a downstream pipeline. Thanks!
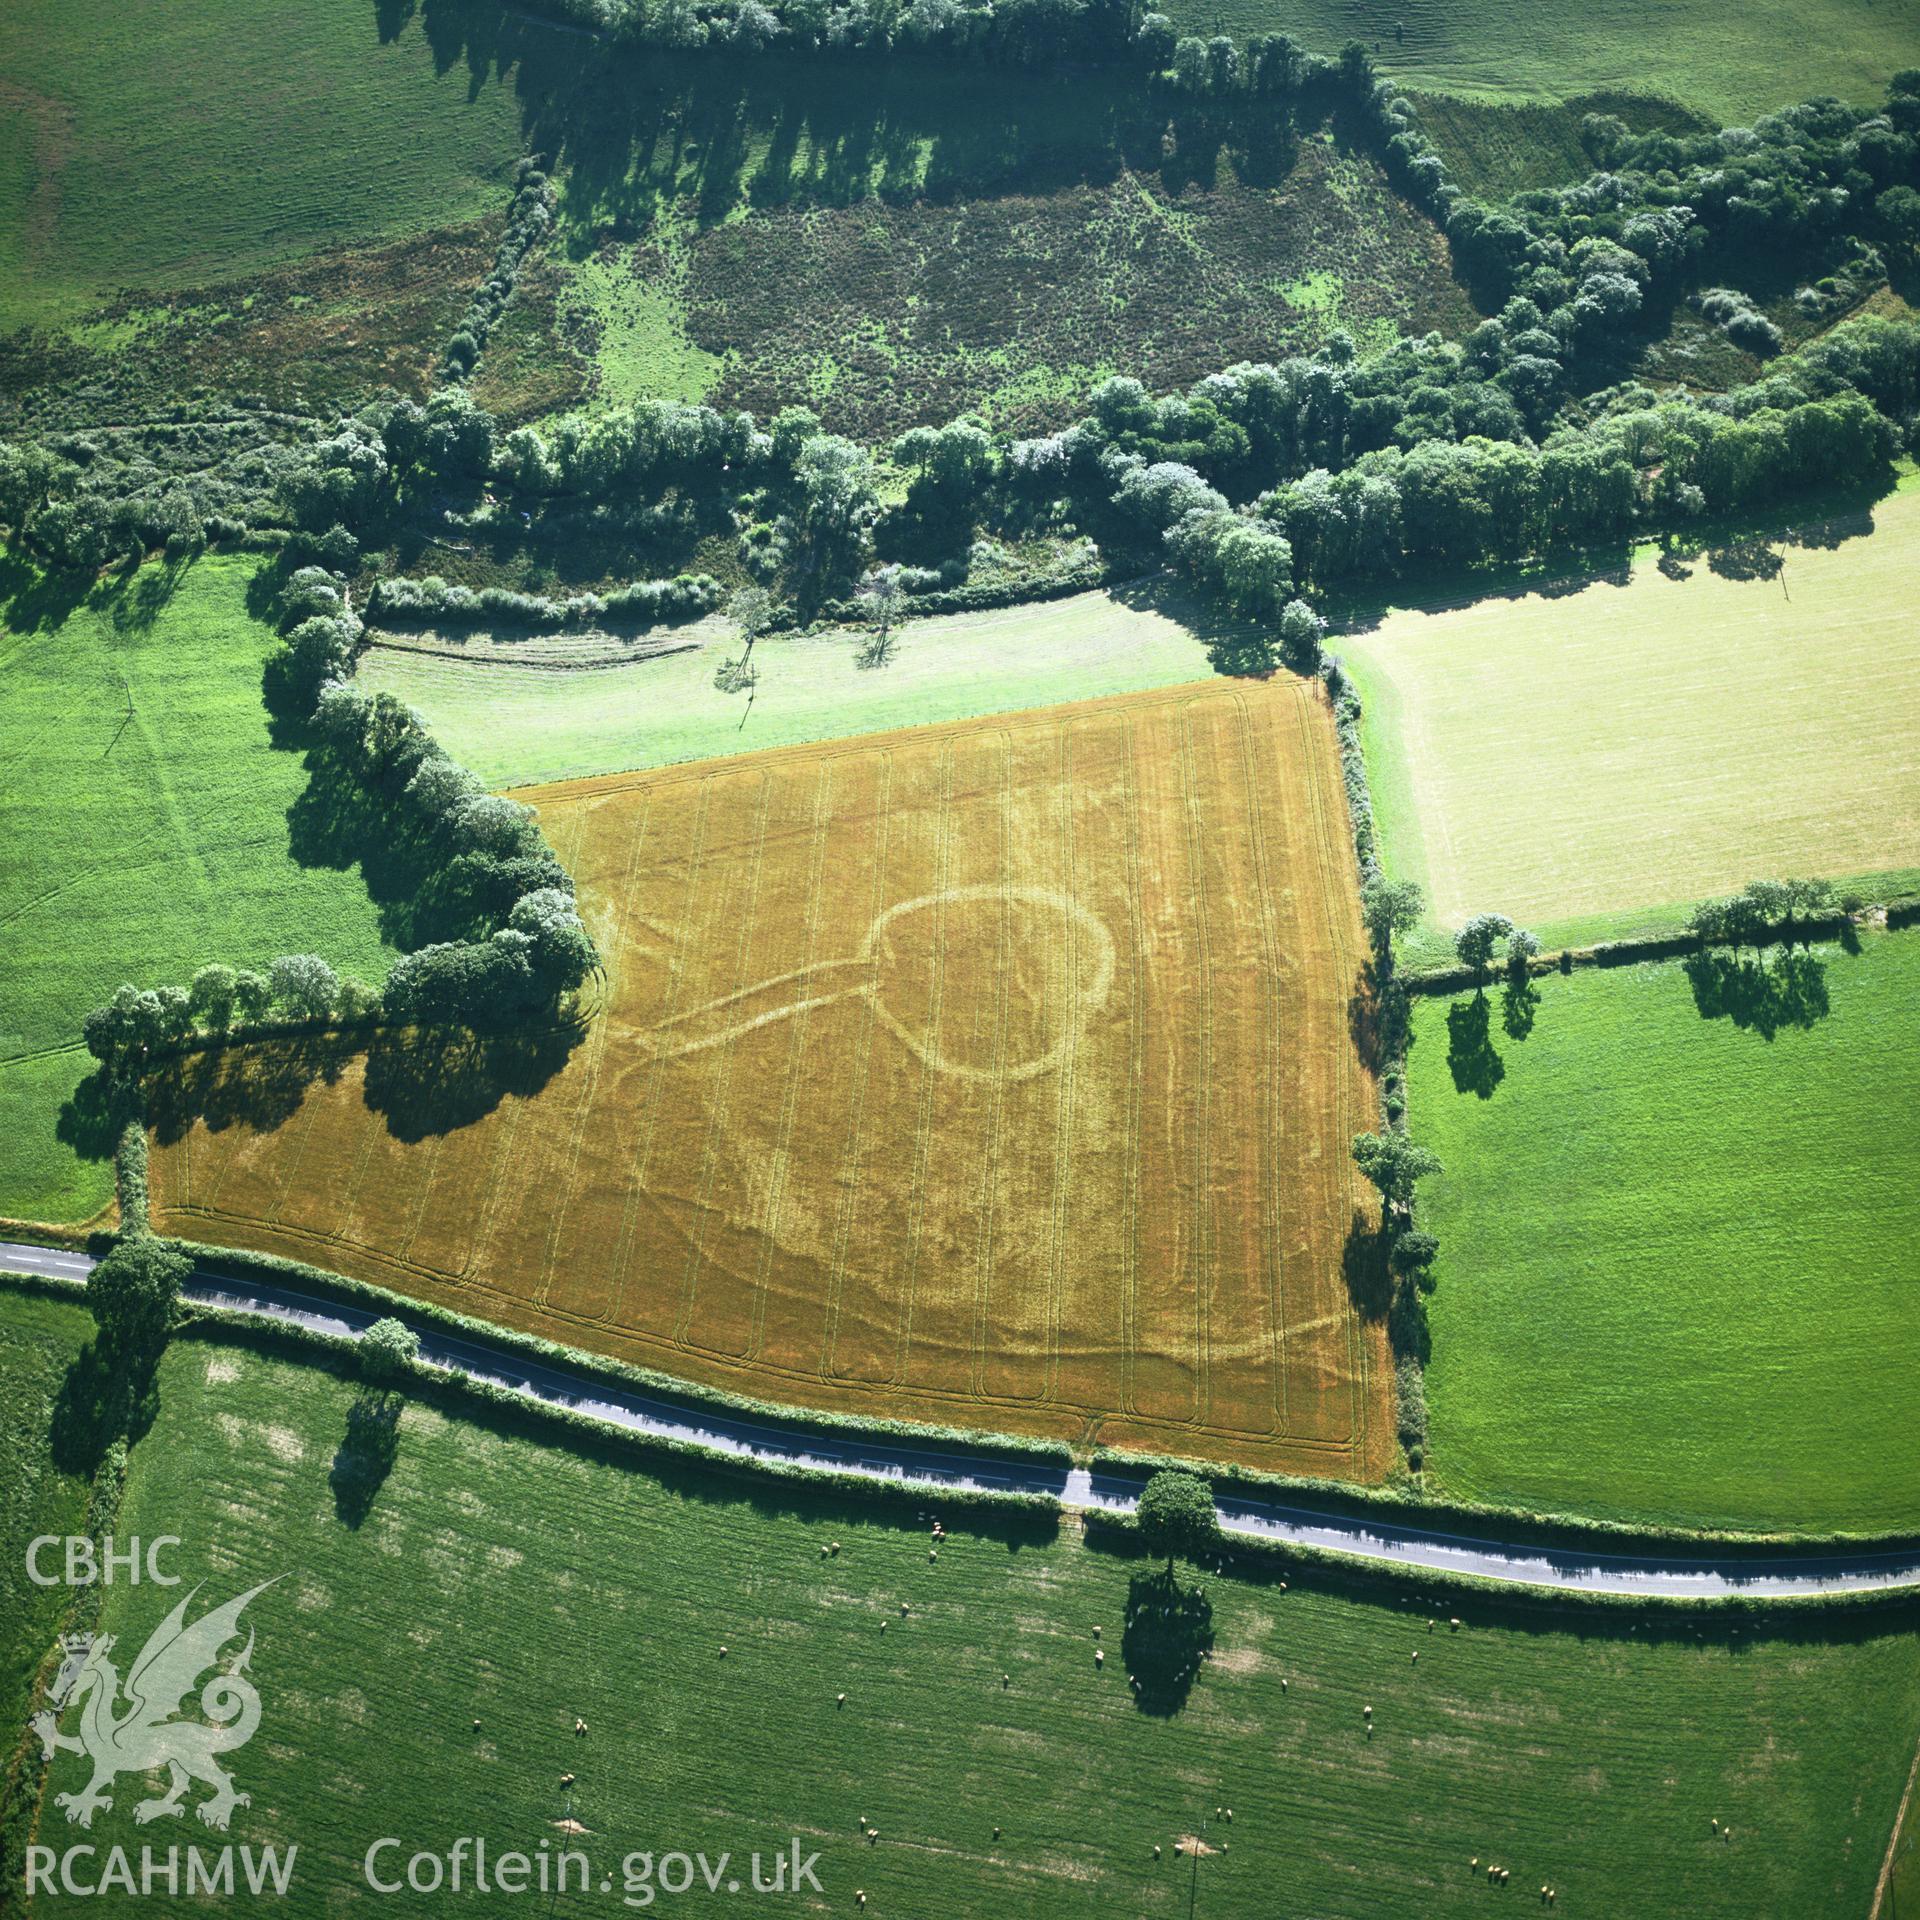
0;555;392;1224
356;587;1221;787
1337;484;1920;960
0;0;524;335
16;1311;1916;1916
1405;91;1714;202
475;36;1474;437
1158;0;1914;124
0;1292;91;1773
1415;929;1920;1535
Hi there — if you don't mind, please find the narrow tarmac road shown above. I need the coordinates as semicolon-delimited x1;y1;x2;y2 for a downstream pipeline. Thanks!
6;1240;1915;1599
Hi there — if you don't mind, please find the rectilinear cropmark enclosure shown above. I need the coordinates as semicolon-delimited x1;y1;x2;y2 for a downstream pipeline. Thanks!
150;678;1389;1476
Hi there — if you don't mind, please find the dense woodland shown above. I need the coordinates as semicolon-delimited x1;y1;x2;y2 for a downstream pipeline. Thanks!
1;51;1914;659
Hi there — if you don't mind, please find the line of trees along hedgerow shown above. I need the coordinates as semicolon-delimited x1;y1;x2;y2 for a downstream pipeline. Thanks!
0;56;1916;647
81;565;600;1085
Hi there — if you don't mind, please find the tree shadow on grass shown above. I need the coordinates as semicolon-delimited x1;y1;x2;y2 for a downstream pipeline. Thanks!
56;1068;133;1165
51;1337;161;1476
1500;976;1539;1040
1683;948;1830;1040
1446;993;1504;1097
330;1388;403;1527
96;557;187;634
1121;1570;1215;1717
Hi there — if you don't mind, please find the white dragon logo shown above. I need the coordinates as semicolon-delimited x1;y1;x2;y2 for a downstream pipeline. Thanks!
31;1579;279;1832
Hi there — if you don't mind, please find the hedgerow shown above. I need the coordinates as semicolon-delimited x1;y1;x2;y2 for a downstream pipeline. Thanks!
368;569;724;632
1088;1446;1920;1558
1081;1507;1920;1620
161;1240;1078;1471
439;163;558;384
169;1306;1062;1519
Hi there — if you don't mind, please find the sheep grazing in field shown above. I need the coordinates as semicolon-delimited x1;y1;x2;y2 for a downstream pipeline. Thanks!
1411;1652;1418;1666
837;1693;847;1707
929;1550;938;1563
856;1892;866;1908
574;1718;588;1736
560;1772;575;1789
831;1541;842;1555
473;1718;482;1731
993;1827;1001;1842
1363;1705;1373;1719
1092;1626;1101;1640
1471;1858;1479;1870
1280;1678;1288;1692
1450;1618;1461;1631
718;1646;728;1658
1153;1845;1162;1861
1095;1650;1105;1668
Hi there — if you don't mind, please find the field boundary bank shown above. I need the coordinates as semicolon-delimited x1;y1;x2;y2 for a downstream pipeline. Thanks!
361;632;703;671
6;1250;1918;1604
1403;903;1920;996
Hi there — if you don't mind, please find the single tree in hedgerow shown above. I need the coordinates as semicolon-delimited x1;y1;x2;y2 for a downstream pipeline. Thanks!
86;1236;189;1359
1453;912;1513;992
1360;877;1424;960
1135;1469;1219;1577
359;1316;421;1387
1351;1131;1442;1217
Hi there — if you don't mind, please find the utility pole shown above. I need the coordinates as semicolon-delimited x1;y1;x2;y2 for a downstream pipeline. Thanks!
1186;1808;1209;1920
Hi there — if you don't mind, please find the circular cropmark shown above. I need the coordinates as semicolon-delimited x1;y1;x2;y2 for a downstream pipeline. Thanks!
649;884;1116;1085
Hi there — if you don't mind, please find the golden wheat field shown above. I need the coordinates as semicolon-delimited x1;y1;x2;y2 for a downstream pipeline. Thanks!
149;679;1389;1475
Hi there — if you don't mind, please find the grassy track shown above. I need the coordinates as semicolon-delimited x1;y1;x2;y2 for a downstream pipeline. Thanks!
1338;486;1920;959
1415;931;1920;1534
357;589;1220;788
1159;0;1915;122
18;1320;1917;1915
0;1291;90;1767
0;556;393;1223
150;680;1389;1479
0;0;524;332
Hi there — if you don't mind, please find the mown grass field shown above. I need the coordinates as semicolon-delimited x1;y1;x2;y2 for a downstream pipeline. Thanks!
1337;486;1920;958
0;1291;91;1778
357;589;1219;788
14;1312;1918;1916
1160;0;1915;123
0;556;393;1224
1415;931;1920;1534
151;679;1389;1477
0;0;524;334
